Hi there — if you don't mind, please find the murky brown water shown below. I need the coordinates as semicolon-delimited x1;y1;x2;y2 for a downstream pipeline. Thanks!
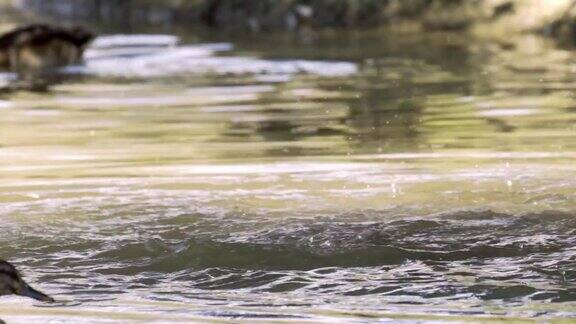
1;28;576;322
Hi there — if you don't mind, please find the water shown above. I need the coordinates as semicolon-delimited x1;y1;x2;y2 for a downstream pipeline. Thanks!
1;29;576;322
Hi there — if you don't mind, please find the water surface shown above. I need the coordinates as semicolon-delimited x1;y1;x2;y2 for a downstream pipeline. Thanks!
1;30;576;322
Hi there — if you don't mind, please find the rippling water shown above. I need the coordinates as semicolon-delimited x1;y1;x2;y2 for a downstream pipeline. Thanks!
1;30;576;322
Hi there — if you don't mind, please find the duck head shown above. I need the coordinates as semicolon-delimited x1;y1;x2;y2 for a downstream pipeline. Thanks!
0;260;54;302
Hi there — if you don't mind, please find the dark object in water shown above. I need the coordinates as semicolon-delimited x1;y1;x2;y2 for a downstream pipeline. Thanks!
0;24;94;73
0;259;54;303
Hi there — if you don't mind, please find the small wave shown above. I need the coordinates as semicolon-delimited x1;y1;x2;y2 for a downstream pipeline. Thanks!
3;208;576;314
15;209;571;272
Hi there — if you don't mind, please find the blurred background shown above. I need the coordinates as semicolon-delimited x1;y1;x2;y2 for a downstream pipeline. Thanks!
1;0;576;322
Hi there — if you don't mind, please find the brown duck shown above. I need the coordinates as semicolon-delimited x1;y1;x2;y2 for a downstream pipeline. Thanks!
0;24;94;73
0;259;54;302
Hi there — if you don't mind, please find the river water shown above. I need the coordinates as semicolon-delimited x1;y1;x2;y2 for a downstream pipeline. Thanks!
0;28;576;322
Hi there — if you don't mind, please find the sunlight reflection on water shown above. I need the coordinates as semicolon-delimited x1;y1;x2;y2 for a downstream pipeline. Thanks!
1;30;576;322
82;35;358;78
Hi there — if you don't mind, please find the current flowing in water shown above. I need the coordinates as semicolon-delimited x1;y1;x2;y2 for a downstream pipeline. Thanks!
0;30;575;322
